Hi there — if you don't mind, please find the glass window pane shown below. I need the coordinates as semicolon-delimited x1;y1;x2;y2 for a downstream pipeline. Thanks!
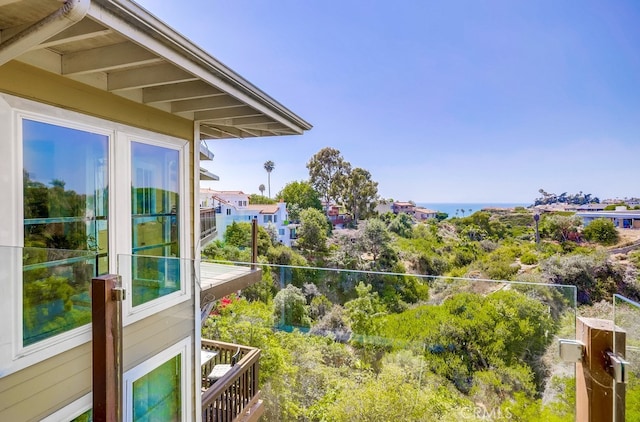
133;355;181;421
131;142;180;306
22;119;108;345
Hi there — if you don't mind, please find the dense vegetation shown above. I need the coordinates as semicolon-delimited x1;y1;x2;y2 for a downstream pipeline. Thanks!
203;155;640;420
203;200;640;420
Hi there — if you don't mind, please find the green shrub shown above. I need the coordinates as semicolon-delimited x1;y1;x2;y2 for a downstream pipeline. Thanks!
520;252;539;265
582;218;619;245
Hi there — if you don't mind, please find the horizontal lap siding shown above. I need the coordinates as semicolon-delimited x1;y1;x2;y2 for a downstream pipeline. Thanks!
123;299;194;370
0;343;91;421
0;299;195;421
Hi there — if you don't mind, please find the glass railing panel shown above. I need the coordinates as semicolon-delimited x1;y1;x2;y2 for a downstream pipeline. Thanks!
201;261;577;421
117;254;186;307
2;246;98;346
613;294;640;421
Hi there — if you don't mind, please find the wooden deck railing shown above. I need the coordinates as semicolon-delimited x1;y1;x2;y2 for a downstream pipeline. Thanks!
201;208;217;240
201;339;263;422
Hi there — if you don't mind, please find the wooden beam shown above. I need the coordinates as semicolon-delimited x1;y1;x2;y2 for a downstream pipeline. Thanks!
171;95;243;113
63;42;162;75
92;274;124;422
36;19;112;49
206;115;273;126
194;105;260;121
108;63;196;91
202;124;245;138
143;80;223;103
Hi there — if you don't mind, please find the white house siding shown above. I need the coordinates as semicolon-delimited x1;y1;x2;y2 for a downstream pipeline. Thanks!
215;203;292;246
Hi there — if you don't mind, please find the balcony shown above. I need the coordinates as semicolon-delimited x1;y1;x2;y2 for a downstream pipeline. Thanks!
201;339;263;422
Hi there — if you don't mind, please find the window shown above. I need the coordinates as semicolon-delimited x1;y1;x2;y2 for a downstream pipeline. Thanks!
279;229;285;236
226;209;231;216
124;338;190;422
0;94;191;377
131;142;180;307
22;119;108;346
274;215;278;223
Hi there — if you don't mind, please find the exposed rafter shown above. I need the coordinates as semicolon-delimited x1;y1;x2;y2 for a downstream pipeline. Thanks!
0;0;311;140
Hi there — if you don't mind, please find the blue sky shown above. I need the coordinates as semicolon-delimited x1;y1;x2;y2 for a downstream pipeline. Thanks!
136;0;640;203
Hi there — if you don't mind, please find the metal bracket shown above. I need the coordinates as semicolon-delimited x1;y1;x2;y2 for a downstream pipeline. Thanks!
605;351;630;384
111;287;126;301
559;339;585;363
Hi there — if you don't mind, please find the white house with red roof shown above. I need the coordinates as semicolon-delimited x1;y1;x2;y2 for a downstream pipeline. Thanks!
207;190;293;246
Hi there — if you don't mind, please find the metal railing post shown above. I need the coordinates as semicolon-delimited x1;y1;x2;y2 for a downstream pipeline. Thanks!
92;274;124;422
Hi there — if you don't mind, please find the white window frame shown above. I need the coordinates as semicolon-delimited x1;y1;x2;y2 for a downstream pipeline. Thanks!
0;95;115;375
0;93;192;376
123;337;192;422
117;132;191;325
40;393;92;422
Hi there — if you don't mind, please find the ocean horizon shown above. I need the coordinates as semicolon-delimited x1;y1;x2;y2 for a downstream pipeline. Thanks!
416;202;531;218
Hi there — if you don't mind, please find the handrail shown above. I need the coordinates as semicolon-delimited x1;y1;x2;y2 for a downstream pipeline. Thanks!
201;339;262;422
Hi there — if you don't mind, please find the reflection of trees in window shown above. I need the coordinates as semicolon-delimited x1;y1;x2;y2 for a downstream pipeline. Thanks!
131;142;180;306
22;119;108;346
133;355;182;420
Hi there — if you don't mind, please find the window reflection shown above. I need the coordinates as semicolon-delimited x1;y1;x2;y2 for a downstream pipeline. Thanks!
131;142;180;306
22;119;108;345
133;355;181;421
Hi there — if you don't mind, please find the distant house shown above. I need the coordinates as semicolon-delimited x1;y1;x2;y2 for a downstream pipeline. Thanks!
374;201;393;215
202;189;249;209
577;208;640;229
414;207;438;222
215;196;294;246
325;204;352;228
576;203;608;211
392;202;416;215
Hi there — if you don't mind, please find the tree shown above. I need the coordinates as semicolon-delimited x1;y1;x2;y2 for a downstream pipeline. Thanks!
388;213;413;238
248;193;276;205
306;147;351;205
342;167;379;222
540;214;582;242
360;219;392;263
273;284;310;327
582;218;619;246
259;184;266;196
297;208;329;253
277;181;322;222
264;160;275;198
344;282;387;336
223;221;273;255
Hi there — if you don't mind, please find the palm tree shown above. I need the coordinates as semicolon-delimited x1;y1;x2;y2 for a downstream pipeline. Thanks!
259;184;265;196
264;160;275;198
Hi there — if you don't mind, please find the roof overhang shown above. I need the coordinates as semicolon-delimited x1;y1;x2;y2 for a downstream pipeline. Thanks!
200;168;219;181
0;0;311;140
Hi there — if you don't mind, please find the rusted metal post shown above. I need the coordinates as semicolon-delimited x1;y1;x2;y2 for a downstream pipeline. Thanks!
576;317;626;422
92;274;124;422
251;218;258;270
